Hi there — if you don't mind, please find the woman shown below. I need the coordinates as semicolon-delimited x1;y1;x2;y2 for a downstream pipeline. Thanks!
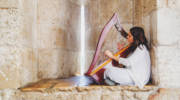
104;26;151;88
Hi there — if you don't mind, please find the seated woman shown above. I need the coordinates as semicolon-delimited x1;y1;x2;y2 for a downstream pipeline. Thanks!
104;26;151;88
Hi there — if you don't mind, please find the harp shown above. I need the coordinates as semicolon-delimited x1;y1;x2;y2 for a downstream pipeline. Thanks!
86;13;130;84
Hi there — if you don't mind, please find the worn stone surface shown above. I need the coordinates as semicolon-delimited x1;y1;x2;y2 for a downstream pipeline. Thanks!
134;0;143;26
0;84;159;100
19;48;38;86
0;9;21;47
149;0;180;88
36;0;134;78
37;0;81;50
0;0;39;89
154;45;180;88
139;0;180;88
0;8;22;89
0;0;19;8
5;78;180;100
157;0;180;9
18;78;158;100
37;48;64;79
149;88;180;100
143;0;157;16
19;0;134;81
156;8;180;45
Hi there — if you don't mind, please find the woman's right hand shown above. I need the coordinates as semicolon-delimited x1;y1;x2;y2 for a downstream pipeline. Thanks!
105;50;119;62
117;42;125;50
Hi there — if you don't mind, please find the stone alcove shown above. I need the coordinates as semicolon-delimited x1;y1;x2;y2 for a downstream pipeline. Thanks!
0;0;180;99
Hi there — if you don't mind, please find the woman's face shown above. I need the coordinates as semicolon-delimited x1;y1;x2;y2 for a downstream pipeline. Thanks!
127;32;134;43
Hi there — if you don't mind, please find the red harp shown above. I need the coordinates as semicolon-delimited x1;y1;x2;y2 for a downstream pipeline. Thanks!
86;13;129;84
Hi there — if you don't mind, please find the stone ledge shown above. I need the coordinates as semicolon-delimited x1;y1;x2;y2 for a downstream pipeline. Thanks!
2;87;180;100
20;79;158;93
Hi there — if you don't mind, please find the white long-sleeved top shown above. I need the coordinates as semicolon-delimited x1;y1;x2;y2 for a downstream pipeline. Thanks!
118;44;151;88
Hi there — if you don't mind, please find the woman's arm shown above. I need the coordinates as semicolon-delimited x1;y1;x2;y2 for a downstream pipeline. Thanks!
112;56;131;68
105;50;131;68
118;57;131;68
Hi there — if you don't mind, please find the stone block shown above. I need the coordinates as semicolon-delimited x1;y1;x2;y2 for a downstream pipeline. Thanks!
143;0;157;16
82;92;101;100
168;0;180;10
156;8;180;45
99;0;133;24
19;48;38;86
84;50;95;73
37;48;80;79
20;0;37;48
37;0;81;50
0;47;38;89
37;23;64;49
157;0;180;9
133;0;143;26
150;11;158;46
0;0;19;8
123;90;136;100
0;47;21;89
101;93;122;100
37;22;78;50
37;0;76;25
63;50;81;76
154;45;180;87
0;9;22;47
37;48;65;79
157;0;168;8
150;46;159;85
149;88;180;100
0;85;158;100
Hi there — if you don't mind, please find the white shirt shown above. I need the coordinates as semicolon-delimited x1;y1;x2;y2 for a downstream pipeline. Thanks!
118;44;151;88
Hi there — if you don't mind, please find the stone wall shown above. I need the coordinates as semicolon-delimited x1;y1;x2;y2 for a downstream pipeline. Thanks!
0;0;134;89
132;0;180;99
140;0;180;88
35;0;134;78
155;0;180;88
0;0;37;89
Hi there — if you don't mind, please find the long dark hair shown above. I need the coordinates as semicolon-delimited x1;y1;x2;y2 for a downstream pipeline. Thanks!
129;26;149;52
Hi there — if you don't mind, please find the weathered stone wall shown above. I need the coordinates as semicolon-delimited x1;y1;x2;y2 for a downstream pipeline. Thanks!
35;0;134;78
0;0;38;89
141;0;180;88
155;0;180;88
27;0;134;80
132;0;180;99
0;0;134;89
134;0;180;87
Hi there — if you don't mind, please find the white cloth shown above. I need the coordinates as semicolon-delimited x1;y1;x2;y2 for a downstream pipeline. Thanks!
104;44;151;88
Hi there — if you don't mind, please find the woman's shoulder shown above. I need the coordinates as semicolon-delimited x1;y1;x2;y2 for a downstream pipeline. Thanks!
136;44;149;54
